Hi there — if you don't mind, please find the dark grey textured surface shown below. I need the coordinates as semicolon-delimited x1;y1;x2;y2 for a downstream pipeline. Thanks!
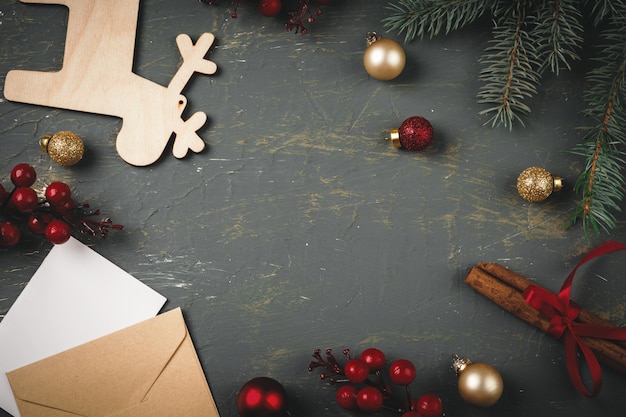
1;1;626;416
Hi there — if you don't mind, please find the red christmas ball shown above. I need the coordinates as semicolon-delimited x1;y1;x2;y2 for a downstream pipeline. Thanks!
237;377;288;417
259;0;281;17
398;116;433;151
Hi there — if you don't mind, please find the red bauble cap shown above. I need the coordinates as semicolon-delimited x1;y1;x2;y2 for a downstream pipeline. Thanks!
392;116;433;151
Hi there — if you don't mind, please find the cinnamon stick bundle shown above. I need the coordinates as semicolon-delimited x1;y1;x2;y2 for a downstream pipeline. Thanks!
465;262;626;375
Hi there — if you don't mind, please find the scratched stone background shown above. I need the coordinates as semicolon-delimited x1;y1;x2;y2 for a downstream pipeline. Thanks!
1;0;626;416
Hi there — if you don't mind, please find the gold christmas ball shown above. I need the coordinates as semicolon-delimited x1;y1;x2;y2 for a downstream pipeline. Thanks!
40;131;84;166
363;32;406;81
453;355;503;407
516;166;562;202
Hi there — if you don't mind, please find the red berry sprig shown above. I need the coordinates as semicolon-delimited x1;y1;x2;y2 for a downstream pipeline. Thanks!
199;0;330;33
308;348;445;416
0;163;123;247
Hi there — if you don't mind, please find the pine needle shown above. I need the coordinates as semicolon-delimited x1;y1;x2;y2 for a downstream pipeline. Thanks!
476;0;540;130
570;11;626;237
382;0;492;42
534;0;584;75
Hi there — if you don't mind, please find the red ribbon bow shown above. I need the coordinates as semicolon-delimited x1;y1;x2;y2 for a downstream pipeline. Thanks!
523;240;626;397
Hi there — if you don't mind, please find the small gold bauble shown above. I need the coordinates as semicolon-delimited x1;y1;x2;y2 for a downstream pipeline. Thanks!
516;166;562;202
363;32;406;81
40;131;84;166
452;355;503;407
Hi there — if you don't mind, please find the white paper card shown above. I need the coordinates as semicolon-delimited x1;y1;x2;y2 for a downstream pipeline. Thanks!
0;237;167;417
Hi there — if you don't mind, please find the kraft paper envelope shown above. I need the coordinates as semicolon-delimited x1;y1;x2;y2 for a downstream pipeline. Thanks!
0;237;166;417
7;307;220;417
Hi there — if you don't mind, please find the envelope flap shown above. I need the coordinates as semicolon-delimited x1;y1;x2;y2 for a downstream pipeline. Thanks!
7;308;186;417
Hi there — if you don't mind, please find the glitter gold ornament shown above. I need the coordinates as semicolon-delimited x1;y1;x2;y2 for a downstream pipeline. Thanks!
40;131;85;166
363;32;406;81
452;355;503;407
516;167;562;202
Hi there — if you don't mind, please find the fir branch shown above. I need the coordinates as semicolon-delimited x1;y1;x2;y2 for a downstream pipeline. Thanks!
476;0;540;129
570;16;626;236
534;0;584;75
585;0;626;26
382;0;492;43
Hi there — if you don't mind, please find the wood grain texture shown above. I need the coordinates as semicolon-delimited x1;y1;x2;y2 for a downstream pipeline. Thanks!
1;0;626;416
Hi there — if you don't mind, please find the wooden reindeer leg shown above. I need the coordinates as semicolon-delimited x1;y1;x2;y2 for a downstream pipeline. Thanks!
6;0;140;114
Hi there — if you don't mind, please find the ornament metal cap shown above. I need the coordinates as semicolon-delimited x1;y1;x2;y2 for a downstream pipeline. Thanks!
451;354;472;375
387;129;402;148
517;166;562;202
366;31;381;46
40;131;84;167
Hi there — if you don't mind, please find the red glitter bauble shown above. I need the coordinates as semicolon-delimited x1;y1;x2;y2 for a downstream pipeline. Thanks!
259;0;282;17
398;116;433;151
237;377;288;417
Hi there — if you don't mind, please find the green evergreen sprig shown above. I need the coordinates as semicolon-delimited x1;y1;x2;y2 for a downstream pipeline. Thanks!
476;0;539;129
382;0;492;42
534;0;584;75
383;0;588;129
570;12;626;236
383;0;626;236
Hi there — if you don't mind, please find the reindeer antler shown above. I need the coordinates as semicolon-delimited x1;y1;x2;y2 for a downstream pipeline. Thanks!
169;33;217;95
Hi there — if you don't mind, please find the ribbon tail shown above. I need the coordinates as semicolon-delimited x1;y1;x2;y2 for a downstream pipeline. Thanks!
573;322;626;341
564;332;603;397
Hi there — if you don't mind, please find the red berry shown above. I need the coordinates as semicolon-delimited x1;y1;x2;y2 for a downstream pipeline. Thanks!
0;222;21;247
415;393;443;417
45;219;71;244
356;386;383;413
10;163;37;187
344;358;370;383
335;385;357;410
10;187;39;213
27;213;52;235
259;0;281;16
45;182;72;206
389;359;416;385
360;348;386;371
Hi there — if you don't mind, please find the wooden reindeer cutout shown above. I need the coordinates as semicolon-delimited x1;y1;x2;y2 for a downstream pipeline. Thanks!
4;0;217;166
